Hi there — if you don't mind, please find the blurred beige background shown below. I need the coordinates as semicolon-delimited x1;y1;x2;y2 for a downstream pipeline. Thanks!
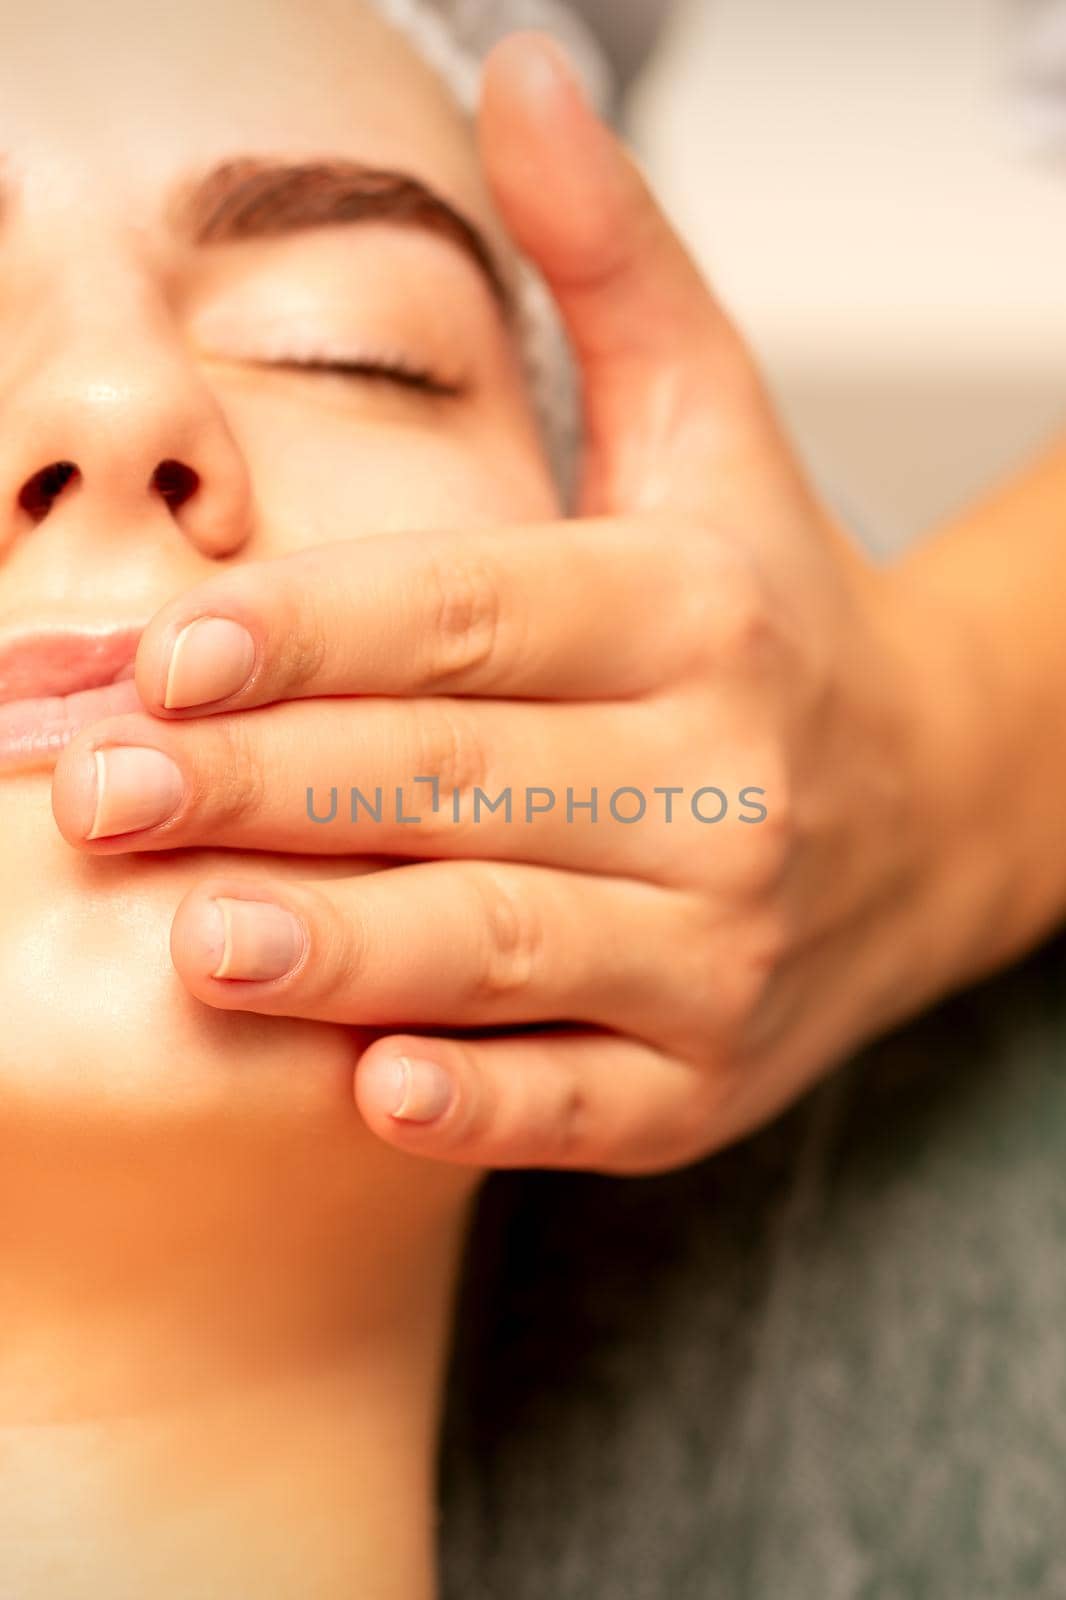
624;0;1066;552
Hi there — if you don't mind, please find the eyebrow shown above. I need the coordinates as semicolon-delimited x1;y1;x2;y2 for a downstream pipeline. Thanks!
172;157;514;320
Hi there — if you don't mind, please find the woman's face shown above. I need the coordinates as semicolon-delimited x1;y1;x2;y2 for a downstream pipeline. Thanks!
0;0;558;1311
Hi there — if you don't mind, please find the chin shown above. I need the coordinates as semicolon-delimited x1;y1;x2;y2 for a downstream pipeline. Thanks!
0;767;367;1125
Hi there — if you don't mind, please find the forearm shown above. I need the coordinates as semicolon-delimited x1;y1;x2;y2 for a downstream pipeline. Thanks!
888;432;1066;996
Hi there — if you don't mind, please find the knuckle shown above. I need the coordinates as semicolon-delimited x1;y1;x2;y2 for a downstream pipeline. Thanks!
709;570;773;666
734;762;797;897
419;549;503;689
713;920;787;1042
675;535;777;674
304;887;369;1002
232;560;328;694
683;1061;747;1162
668;893;792;1066
414;701;489;822
198;719;268;830
552;1074;593;1164
591;1066;707;1178
439;1040;495;1148
684;745;796;902
281;587;330;691
468;867;545;1002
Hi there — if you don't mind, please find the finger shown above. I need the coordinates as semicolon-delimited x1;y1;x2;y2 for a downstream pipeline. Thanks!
131;518;697;716
169;859;700;1042
50;696;711;879
479;32;776;515
353;1029;709;1176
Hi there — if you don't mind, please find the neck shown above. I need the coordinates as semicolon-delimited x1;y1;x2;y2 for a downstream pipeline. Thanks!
0;1107;480;1597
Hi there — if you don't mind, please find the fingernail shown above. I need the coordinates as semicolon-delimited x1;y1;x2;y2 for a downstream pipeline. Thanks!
85;746;184;839
163;617;256;709
512;34;584;107
201;896;305;981
369;1055;454;1123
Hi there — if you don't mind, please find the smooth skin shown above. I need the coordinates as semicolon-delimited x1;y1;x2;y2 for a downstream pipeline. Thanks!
0;0;556;1588
52;34;1066;1178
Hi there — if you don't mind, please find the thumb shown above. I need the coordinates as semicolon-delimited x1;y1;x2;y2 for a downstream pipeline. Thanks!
478;32;775;516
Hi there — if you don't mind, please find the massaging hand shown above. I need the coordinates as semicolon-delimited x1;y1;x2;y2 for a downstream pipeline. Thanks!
51;35;969;1174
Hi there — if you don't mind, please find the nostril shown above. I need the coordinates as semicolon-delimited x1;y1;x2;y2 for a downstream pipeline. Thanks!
18;460;80;523
151;458;200;513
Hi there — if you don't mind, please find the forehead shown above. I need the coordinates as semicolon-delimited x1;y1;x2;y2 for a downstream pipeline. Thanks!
0;0;502;248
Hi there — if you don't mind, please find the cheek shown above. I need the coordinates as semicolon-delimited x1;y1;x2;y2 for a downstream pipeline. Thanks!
221;390;563;554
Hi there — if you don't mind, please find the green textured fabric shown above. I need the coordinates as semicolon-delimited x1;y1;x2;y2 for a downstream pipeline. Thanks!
439;928;1066;1598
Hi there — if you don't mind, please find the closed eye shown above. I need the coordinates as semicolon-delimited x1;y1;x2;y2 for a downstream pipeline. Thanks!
269;354;466;398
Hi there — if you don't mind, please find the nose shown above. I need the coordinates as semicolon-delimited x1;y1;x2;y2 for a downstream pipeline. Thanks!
0;296;254;559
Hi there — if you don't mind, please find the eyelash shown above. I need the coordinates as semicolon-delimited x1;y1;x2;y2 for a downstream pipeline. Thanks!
270;354;466;399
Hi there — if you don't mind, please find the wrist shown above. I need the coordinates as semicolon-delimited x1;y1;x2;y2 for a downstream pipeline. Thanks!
877;545;1057;1006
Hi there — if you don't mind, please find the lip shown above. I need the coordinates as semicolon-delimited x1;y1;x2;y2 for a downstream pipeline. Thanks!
0;625;147;774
